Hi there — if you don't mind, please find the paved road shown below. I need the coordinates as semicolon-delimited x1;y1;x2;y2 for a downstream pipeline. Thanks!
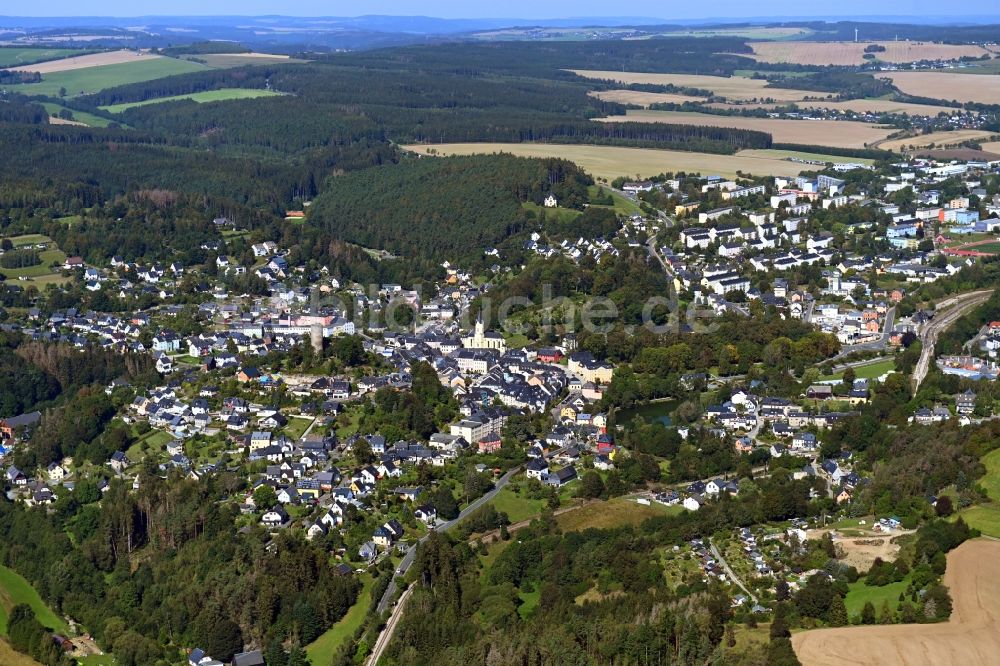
366;466;520;664
831;305;896;358
912;290;994;390
373;466;520;615
709;538;758;604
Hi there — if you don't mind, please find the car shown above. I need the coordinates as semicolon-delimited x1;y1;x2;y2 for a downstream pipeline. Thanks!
397;567;405;575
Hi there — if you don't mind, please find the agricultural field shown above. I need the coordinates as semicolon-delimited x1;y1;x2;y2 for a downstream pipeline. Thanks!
708;98;966;117
878;129;997;152
0;47;90;68
879;71;1000;105
101;88;283;113
599;109;895;149
664;26;813;40
792;539;1000;666
588;89;706;107
39;102;117;128
0;565;68;635
404;143;812;180
738;148;875;166
183;52;305;68
6;49;160;73
7;57;207;97
569;70;815;103
957;448;1000;538
744;41;992;66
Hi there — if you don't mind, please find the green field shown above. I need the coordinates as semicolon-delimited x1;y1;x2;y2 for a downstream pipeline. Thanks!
8;58;208;97
39;103;117;128
556;498;682;532
305;573;372;666
828;358;896;382
1;235;68;286
0;565;68;636
517;588;540;619
183;53;307;69
101;88;282;113
490;488;546;523
0;48;89;68
283;416;314;441
125;429;175;463
958;449;1000;537
844;578;909;619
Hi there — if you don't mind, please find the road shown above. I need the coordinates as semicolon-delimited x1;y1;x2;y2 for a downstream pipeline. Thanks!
832;305;896;358
912;289;994;390
709;538;758;604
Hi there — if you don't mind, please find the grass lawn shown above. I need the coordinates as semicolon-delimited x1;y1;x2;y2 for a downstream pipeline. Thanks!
0;48;89;67
8;58;208;97
335;408;362;439
490;488;546;523
0;565;68;635
517;588;540;619
828;358;896;381
589;185;643;216
305;574;373;666
556;498;682;532
283;416;313;441
39;103;117;128
101;88;282;113
77;655;117;666
844;578;909;619
125;429;174;462
523;201;581;224
0;639;42;666
1;236;68;286
502;331;530;349
8;234;52;248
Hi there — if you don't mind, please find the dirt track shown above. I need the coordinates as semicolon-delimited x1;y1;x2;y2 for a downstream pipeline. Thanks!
793;539;1000;666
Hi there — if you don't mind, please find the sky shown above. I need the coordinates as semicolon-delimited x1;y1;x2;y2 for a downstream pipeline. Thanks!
6;1;1000;20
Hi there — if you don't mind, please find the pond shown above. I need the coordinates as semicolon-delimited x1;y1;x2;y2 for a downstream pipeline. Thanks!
616;399;679;427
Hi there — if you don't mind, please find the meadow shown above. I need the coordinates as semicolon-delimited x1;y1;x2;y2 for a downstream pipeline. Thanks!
101;88;283;113
39;102;117;128
306;573;373;666
879;71;1000;105
0;47;89;68
0;565;68;635
184;52;305;68
404;143;810;180
569;70;814;103
555;498;683;532
745;41;991;66
600;109;895;149
2;235;68;287
7;57;207;97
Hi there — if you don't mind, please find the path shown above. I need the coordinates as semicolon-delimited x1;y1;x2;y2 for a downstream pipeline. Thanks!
709;537;758;604
912;290;993;390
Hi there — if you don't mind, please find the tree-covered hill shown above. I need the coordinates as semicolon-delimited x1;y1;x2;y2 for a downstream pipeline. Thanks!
308;154;592;262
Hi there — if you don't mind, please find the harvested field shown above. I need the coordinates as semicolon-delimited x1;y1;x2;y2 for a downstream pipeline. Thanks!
598;110;895;149
917;148;1000;162
746;41;991;66
7;49;160;73
589;89;706;106
190;52;305;68
880;71;1000;105
569;70;814;102
793;538;1000;666
403;143;811;180
878;129;997;152
707;98;965;116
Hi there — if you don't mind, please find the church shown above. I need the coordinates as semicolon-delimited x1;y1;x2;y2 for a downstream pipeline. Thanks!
461;314;507;354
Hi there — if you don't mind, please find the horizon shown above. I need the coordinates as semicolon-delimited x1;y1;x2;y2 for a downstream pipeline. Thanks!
4;0;1000;21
